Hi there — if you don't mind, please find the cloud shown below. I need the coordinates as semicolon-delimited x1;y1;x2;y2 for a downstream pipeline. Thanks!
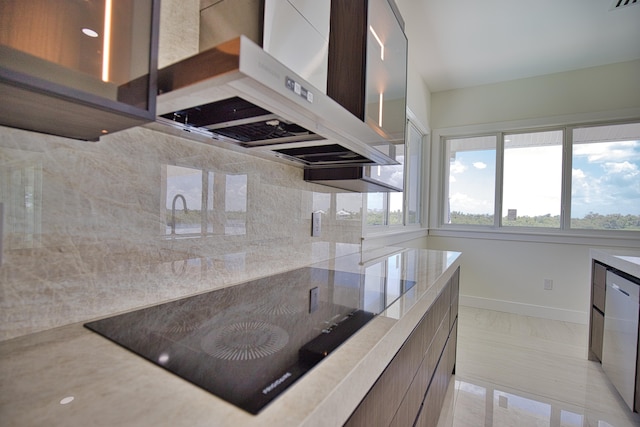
473;162;487;169
603;161;638;177
450;159;466;174
573;140;640;163
388;169;404;188
572;160;640;216
572;142;640;216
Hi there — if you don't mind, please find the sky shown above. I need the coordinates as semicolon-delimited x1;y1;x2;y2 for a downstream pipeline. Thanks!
449;139;640;219
448;149;495;216
572;140;640;217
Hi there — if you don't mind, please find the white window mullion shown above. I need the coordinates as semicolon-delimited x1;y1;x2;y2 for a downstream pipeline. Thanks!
495;132;504;228
440;135;450;227
560;127;573;230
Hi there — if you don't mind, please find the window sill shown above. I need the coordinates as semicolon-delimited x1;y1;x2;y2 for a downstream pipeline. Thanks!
429;226;640;248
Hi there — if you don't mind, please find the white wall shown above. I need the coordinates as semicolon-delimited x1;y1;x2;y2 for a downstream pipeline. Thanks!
406;60;431;131
431;59;640;129
426;235;639;324
395;0;431;131
426;60;640;324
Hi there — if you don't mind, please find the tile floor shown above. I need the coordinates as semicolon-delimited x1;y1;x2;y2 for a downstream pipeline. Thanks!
437;306;640;427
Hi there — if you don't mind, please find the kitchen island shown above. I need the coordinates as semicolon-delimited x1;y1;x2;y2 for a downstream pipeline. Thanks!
0;247;461;426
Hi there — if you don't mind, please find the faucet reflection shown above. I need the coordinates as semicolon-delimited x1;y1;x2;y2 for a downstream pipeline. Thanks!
171;194;188;235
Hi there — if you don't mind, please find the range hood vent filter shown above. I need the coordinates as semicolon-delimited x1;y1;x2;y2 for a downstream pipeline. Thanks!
160;96;322;147
149;35;401;190
274;144;371;165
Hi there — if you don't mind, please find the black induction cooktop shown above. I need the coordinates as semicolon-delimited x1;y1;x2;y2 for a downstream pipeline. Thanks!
84;266;415;414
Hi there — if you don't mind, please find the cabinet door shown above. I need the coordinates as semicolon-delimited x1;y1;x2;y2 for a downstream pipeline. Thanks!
0;0;159;140
364;0;407;144
345;314;427;427
448;317;458;374
415;336;453;427
263;0;329;92
590;308;604;362
327;0;367;119
328;0;407;144
592;262;606;312
346;272;455;427
449;268;460;331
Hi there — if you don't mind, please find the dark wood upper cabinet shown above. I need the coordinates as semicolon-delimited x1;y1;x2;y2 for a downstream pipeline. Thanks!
0;0;160;141
327;0;407;145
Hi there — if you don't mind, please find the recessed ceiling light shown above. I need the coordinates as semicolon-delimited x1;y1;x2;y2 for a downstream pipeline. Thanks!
82;28;99;38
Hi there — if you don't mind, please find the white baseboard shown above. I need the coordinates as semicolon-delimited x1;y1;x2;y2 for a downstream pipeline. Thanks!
460;295;589;325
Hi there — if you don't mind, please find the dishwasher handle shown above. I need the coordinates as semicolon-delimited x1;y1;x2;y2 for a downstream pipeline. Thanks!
611;283;631;297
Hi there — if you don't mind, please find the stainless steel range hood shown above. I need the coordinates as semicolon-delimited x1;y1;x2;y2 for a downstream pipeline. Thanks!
146;36;399;170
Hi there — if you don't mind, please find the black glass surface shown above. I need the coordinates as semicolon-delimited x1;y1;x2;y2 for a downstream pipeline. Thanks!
85;267;415;414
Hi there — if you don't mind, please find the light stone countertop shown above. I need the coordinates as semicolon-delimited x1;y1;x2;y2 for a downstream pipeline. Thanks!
0;247;462;427
590;248;640;279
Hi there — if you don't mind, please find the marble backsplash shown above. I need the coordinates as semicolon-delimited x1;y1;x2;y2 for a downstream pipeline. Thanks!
0;124;364;341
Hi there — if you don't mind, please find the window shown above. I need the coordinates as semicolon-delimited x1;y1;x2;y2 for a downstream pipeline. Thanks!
366;192;386;226
571;123;640;230
502;130;562;228
389;144;405;225
440;121;640;233
365;117;425;229
405;121;423;225
366;144;404;226
444;135;496;225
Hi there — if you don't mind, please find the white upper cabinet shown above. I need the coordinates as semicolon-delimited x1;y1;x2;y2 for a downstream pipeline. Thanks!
262;0;330;93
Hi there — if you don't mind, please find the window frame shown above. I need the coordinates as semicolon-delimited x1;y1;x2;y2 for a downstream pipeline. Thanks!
364;113;428;234
442;132;499;227
435;119;640;241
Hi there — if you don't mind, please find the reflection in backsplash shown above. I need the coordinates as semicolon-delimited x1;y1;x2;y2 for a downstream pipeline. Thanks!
336;193;363;220
312;192;363;221
0;148;43;249
165;165;247;237
0;125;364;341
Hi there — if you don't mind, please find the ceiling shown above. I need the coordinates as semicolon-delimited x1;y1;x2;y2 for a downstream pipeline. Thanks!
395;0;640;92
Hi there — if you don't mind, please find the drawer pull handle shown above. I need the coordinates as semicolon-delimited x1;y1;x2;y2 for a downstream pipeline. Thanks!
611;283;630;297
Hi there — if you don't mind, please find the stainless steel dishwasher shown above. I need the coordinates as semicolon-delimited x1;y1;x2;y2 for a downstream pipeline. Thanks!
602;269;640;411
